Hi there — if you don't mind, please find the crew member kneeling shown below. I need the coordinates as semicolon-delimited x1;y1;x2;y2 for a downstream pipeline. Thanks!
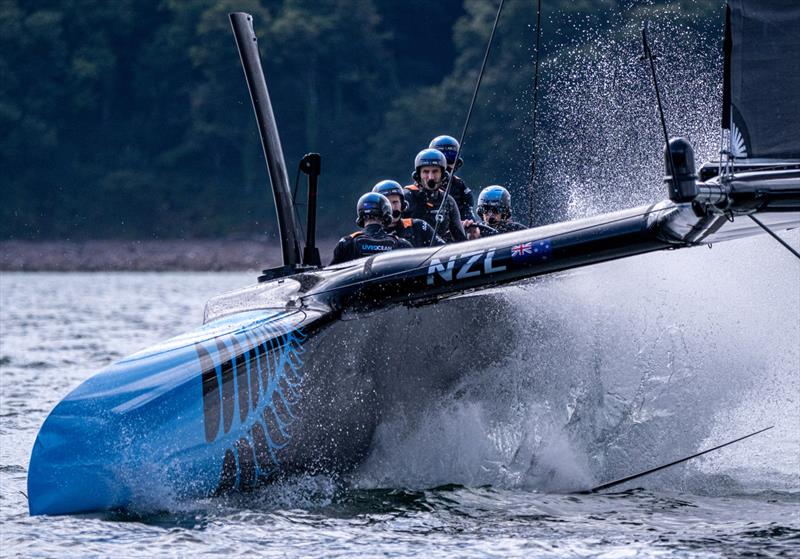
372;180;444;247
404;149;467;242
330;192;413;265
465;185;526;239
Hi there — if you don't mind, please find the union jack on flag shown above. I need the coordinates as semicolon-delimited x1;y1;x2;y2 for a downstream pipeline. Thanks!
511;242;533;258
511;239;552;263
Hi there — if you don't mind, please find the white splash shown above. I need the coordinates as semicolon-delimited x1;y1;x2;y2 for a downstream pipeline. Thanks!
355;232;799;495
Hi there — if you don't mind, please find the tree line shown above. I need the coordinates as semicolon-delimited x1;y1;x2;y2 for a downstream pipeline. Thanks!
1;0;722;241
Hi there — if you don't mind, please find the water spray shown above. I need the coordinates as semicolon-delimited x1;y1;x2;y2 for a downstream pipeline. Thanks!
526;0;543;227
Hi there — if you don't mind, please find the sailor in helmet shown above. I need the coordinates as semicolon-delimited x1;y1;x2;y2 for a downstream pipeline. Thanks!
372;180;444;247
429;135;476;222
330;192;413;265
465;185;527;238
403;148;467;242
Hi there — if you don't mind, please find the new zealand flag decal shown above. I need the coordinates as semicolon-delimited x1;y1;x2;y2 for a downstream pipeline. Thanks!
511;239;552;264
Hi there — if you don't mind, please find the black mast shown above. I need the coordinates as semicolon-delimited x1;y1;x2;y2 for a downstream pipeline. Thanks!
230;12;301;270
721;5;731;131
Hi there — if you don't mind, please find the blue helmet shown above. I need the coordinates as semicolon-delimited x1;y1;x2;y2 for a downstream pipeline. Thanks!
413;148;448;187
429;135;461;167
372;180;408;212
356;192;393;227
414;148;447;174
477;185;512;219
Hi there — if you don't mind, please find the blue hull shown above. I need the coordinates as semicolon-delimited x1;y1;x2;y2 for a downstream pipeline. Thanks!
28;309;313;515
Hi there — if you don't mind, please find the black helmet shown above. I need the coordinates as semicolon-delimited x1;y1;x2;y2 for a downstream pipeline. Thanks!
413;148;448;187
477;185;512;219
356;192;393;227
429;135;462;169
372;179;408;215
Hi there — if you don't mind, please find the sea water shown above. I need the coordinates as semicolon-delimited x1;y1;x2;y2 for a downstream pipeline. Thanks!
1;233;798;558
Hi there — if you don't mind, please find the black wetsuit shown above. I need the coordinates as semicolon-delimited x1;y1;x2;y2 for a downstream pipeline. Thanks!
329;223;413;265
403;185;467;242
387;218;445;248
480;219;527;236
448;175;476;222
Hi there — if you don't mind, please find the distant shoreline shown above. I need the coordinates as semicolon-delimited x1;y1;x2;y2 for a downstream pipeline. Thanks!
0;240;337;272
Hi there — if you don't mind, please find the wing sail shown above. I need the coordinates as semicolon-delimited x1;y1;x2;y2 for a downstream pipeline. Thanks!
724;0;800;160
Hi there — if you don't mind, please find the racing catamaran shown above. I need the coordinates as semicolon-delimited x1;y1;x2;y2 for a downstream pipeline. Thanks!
28;1;799;515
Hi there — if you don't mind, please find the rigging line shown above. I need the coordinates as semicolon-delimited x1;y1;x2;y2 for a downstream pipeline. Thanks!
583;426;774;494
527;0;542;228
641;21;677;193
748;215;800;260
302;203;669;302
430;0;506;246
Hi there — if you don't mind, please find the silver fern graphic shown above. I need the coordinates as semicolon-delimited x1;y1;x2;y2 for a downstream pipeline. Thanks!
194;315;306;494
730;118;748;158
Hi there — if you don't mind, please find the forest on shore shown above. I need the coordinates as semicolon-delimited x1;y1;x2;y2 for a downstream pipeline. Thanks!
2;0;722;242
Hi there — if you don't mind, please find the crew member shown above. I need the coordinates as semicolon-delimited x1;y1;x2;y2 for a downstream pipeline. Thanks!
330;192;412;265
403;149;467;242
465;185;527;238
372;180;444;247
429;135;476;222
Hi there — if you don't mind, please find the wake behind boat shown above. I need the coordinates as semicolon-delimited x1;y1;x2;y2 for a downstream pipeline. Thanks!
28;1;800;515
